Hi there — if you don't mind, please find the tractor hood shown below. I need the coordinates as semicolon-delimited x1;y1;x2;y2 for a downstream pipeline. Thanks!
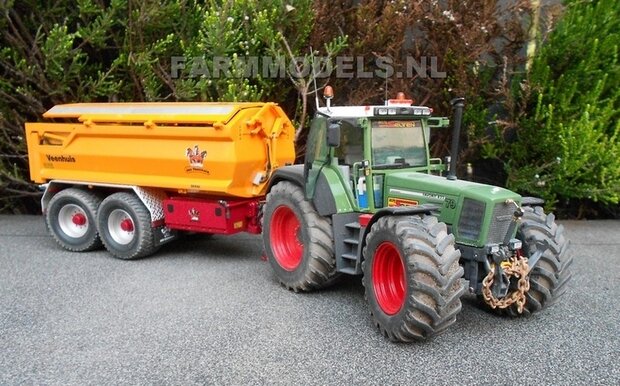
382;171;522;247
384;172;519;205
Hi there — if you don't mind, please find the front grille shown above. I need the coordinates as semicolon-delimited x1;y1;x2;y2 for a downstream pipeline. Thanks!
458;198;485;241
487;202;515;244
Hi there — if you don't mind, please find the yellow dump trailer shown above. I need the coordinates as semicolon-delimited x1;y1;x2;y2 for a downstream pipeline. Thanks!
25;102;296;259
26;102;295;197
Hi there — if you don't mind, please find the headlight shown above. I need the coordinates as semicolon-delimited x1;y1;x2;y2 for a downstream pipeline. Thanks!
458;198;486;241
509;239;522;250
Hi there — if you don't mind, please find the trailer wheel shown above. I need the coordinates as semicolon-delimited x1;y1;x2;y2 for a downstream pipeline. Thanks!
362;215;465;341
97;192;158;260
263;181;337;291
490;206;572;316
46;188;103;252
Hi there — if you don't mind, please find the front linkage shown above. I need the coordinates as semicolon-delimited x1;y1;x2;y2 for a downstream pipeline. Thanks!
462;199;572;316
481;199;531;313
482;254;530;313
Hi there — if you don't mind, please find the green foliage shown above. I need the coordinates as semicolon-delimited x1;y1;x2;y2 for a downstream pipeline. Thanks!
500;0;620;209
0;0;129;212
177;0;315;102
309;0;532;174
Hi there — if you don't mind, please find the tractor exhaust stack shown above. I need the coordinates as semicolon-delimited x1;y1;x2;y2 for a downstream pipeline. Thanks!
447;97;465;181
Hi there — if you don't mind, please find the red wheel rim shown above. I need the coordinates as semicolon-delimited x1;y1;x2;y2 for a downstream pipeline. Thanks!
72;213;87;226
270;206;303;271
372;241;406;315
120;219;134;232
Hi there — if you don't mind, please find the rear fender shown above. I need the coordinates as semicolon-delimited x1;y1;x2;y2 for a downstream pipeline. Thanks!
267;165;350;216
267;165;305;190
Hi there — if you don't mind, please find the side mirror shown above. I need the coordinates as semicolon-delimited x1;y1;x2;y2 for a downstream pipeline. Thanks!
327;122;341;148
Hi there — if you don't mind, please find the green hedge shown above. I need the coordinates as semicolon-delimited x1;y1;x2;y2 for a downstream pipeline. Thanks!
487;0;620;213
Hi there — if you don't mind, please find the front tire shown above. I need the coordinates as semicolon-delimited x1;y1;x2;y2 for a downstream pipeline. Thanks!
97;192;158;260
498;206;572;316
262;181;336;291
362;215;465;342
46;188;103;252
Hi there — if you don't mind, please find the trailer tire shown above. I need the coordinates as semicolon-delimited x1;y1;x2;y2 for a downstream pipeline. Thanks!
46;188;103;252
490;206;572;316
97;192;158;260
263;181;337;291
362;215;465;341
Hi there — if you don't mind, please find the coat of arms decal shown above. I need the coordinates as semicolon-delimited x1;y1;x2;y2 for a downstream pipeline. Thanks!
185;145;209;173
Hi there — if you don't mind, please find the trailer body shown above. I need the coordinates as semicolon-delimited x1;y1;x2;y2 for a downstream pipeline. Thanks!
26;102;295;242
27;102;295;197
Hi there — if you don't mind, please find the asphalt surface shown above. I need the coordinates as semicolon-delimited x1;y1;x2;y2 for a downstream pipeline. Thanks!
0;215;619;385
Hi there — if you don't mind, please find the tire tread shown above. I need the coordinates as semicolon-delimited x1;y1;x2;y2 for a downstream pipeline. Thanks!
97;192;158;260
496;206;572;316
46;188;103;252
362;215;465;341
263;181;338;291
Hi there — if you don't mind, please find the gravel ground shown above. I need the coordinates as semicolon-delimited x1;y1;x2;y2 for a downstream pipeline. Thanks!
0;215;619;385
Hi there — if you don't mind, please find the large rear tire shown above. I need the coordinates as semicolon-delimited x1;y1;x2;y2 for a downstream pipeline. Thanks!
362;215;465;342
46;188;103;252
262;181;337;291
495;206;572;316
97;192;158;260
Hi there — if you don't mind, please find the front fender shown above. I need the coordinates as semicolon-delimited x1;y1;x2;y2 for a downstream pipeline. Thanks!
359;204;441;259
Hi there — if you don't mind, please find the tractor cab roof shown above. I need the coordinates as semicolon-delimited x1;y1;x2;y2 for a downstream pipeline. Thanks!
317;105;433;119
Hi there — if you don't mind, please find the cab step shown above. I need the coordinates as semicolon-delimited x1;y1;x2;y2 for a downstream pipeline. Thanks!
333;214;366;275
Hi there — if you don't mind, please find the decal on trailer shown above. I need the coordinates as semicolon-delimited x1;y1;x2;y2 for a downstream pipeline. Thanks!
189;208;200;222
46;154;76;163
185;145;209;174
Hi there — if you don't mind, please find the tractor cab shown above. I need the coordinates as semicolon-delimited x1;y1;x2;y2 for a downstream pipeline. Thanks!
305;88;450;212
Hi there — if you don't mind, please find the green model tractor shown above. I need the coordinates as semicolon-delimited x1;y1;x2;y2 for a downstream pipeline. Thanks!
262;88;572;342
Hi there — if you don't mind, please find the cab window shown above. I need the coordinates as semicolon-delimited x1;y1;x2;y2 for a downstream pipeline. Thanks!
305;116;328;165
371;120;426;167
334;119;364;165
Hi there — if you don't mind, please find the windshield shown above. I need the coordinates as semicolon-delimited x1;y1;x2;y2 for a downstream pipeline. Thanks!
371;120;426;167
